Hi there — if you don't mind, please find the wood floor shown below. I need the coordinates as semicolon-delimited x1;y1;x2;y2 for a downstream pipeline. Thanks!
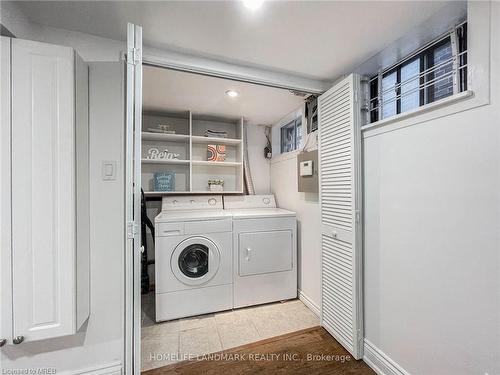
142;326;375;375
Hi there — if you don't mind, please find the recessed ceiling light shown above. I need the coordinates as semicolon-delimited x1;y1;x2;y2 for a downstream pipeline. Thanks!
243;0;264;11
225;90;239;98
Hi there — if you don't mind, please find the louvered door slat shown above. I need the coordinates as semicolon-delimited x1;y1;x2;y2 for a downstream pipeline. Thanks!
319;73;363;359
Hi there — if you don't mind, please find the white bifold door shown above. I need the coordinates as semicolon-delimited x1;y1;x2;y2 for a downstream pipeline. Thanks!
124;22;143;375
318;73;363;359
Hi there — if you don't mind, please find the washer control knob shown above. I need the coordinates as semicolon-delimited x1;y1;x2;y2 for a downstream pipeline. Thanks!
13;336;24;345
208;198;217;206
263;197;271;205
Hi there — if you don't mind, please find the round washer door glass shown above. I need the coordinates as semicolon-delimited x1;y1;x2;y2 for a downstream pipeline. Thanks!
171;237;221;286
178;244;209;278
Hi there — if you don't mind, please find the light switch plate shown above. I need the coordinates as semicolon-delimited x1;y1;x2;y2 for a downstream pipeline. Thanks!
102;160;117;181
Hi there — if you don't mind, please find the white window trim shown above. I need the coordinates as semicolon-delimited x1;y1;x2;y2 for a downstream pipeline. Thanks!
361;90;474;132
271;106;305;161
362;1;490;139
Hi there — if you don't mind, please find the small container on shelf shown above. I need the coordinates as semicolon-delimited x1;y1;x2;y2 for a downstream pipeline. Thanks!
208;179;224;192
154;171;176;192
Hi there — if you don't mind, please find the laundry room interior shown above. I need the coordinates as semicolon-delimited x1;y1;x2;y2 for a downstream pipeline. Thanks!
1;1;498;375
139;65;322;370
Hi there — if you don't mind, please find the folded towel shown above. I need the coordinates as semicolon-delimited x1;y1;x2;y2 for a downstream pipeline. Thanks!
205;129;228;138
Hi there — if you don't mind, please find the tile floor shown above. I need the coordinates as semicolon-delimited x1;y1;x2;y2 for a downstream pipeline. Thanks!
141;292;320;371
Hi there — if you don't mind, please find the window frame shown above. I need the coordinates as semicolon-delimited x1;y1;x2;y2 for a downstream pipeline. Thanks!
280;116;302;154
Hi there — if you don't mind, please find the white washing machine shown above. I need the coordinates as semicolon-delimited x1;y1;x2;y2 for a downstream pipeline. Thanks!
224;195;297;308
154;195;233;321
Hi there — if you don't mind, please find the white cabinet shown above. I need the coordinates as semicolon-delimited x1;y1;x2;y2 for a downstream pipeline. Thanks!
0;37;89;346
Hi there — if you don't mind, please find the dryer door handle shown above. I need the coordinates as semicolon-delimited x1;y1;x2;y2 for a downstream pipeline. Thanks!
244;247;252;261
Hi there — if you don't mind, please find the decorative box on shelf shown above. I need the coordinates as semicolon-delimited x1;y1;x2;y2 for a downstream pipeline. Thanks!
154;171;175;192
207;144;226;162
208;179;224;192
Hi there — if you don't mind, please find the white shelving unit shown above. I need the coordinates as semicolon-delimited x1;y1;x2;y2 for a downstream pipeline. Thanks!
141;110;244;196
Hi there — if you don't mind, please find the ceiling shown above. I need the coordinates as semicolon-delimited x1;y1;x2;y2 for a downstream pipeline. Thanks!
13;1;451;81
143;65;304;126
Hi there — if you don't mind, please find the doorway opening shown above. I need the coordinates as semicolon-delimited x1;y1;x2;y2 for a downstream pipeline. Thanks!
139;64;318;371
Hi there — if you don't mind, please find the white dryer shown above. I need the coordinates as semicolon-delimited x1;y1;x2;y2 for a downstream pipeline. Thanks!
224;195;297;308
154;195;233;321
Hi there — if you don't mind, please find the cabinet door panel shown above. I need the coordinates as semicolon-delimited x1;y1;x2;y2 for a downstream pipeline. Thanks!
11;39;75;341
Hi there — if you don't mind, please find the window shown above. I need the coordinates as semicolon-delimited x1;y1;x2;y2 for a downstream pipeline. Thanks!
280;117;302;153
369;22;467;123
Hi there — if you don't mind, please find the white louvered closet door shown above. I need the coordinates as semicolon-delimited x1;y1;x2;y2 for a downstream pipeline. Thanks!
319;73;363;359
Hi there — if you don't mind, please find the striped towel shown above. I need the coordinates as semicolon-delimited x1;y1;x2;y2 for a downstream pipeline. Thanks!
205;129;228;138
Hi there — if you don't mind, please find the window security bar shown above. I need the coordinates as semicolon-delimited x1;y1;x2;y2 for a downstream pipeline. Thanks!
368;64;467;112
370;50;467;99
368;21;467;123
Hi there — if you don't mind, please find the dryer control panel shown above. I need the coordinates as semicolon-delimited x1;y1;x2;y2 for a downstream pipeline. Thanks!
224;194;277;209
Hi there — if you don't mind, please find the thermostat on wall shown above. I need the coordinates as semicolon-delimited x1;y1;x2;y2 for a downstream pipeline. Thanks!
298;150;318;193
299;160;313;176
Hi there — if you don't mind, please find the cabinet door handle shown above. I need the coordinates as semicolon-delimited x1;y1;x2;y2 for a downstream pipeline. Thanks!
13;336;24;345
245;247;252;261
0;338;6;347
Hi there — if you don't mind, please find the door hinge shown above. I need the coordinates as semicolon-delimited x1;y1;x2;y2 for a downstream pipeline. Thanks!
127;47;141;65
127;221;139;239
355;210;361;223
354;90;359;103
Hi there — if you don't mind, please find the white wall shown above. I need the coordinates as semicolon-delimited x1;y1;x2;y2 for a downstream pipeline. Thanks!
270;109;321;312
270;152;321;312
0;63;125;373
362;2;500;374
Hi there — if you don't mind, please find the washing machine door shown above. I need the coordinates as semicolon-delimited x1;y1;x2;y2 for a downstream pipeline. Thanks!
171;236;221;286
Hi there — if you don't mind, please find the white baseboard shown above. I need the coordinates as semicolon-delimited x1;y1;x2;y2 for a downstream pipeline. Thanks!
363;339;410;375
298;289;320;317
60;362;122;375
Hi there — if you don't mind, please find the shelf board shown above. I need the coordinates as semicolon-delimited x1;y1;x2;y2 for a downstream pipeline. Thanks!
144;190;243;197
142;132;190;142
191;135;242;145
190;190;243;194
192;160;242;167
143;191;189;197
141;158;189;165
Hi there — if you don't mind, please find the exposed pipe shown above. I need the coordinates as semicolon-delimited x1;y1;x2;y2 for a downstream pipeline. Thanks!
242;122;255;195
